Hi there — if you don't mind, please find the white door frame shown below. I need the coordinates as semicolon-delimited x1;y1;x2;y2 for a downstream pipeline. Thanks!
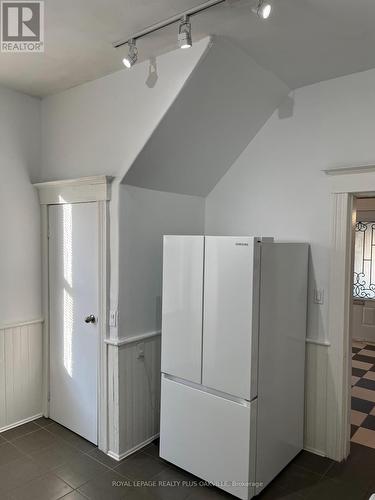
325;166;375;462
34;176;112;451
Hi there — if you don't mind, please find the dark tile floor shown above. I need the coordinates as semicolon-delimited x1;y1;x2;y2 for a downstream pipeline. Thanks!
1;419;375;499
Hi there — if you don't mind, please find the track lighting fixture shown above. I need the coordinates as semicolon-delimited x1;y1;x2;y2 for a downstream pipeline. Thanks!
178;16;192;49
122;39;138;69
114;0;273;67
252;0;272;20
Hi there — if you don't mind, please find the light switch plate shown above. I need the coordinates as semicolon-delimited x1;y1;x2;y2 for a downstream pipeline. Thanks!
109;310;118;327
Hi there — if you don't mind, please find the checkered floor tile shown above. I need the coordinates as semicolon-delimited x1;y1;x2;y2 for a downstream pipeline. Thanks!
351;341;375;449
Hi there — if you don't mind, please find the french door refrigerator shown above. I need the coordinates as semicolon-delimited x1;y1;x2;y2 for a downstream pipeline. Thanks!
160;236;308;499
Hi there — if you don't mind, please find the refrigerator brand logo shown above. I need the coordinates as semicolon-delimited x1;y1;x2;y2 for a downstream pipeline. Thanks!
235;242;249;246
1;1;44;52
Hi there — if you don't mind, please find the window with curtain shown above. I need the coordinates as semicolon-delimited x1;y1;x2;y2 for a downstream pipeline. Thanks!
353;221;375;299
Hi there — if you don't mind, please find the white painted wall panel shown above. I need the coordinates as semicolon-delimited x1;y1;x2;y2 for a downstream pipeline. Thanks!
115;186;205;459
118;185;205;339
304;343;328;456
0;320;43;432
117;334;161;458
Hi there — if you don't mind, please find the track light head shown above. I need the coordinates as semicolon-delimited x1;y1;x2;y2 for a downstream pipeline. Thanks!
178;16;192;49
252;0;272;19
123;39;138;68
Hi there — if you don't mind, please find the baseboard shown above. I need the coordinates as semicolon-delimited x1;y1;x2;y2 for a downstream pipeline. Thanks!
303;445;326;457
0;413;43;434
107;433;160;462
352;337;375;345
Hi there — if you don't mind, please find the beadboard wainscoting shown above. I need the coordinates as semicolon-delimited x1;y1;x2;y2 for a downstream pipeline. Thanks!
0;319;43;432
119;332;161;459
304;341;329;456
106;332;161;460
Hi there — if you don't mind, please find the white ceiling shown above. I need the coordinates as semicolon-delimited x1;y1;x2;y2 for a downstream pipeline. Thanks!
2;0;375;97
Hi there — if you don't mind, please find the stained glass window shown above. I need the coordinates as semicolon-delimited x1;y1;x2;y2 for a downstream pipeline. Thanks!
353;221;375;299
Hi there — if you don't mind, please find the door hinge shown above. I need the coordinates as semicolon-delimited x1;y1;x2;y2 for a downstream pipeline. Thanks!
47;391;51;402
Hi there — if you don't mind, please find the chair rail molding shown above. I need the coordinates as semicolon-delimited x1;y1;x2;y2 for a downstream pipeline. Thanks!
0;317;43;331
104;330;161;347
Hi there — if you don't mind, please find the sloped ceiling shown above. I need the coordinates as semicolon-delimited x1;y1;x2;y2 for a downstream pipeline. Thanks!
123;36;289;197
3;0;375;96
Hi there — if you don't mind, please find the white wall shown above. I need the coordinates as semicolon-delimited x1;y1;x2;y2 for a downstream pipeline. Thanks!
118;185;205;338
205;67;375;456
108;185;205;458
0;85;41;326
40;38;209;182
0;86;42;430
206;67;375;344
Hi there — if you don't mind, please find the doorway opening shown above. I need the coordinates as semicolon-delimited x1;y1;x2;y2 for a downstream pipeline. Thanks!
350;197;375;449
34;176;111;453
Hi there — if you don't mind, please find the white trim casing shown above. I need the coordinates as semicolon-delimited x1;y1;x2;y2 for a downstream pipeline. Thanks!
34;176;112;453
41;205;49;417
98;200;110;452
324;169;375;462
34;176;112;205
326;193;353;461
324;165;375;176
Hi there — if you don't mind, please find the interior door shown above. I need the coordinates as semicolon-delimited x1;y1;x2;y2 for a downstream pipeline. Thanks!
49;202;99;444
352;299;375;343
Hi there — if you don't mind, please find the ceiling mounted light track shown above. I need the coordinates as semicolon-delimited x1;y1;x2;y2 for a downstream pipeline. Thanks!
116;0;272;69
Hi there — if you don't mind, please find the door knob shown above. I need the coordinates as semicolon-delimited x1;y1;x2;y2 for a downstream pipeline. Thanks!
85;314;96;324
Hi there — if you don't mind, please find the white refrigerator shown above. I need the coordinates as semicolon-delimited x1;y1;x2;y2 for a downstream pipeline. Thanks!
160;236;308;499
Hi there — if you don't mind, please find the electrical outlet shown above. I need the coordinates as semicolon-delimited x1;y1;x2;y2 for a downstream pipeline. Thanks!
137;342;145;360
314;288;324;305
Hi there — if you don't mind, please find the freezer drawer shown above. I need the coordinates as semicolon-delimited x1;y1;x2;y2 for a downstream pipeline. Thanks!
160;375;256;500
161;236;204;384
